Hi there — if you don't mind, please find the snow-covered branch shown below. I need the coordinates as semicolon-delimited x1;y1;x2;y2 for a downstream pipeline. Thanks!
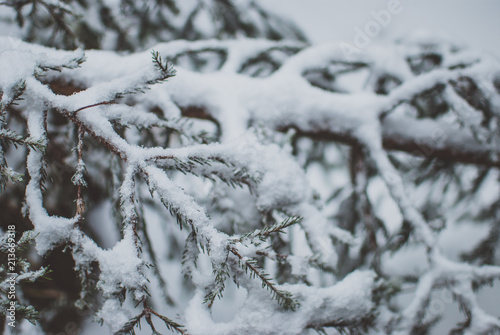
1;28;500;334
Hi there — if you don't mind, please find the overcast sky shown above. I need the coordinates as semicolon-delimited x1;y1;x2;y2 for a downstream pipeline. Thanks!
259;0;500;56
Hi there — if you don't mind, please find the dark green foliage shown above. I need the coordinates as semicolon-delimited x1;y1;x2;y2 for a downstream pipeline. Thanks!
0;129;46;152
203;261;230;308
160;155;259;190
234;250;299;311
115;307;187;335
150;50;177;85
182;231;199;276
0;0;307;51
239;216;302;241
0;231;49;325
200;217;302;312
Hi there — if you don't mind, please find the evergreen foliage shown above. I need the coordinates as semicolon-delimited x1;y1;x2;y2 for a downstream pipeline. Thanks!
0;1;500;335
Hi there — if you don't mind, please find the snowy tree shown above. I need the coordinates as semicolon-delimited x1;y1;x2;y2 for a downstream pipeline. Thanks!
1;1;500;334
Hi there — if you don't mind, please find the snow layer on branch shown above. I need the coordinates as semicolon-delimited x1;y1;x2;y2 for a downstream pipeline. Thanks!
48;37;497;161
71;229;148;329
97;299;131;332
97;230;147;297
157;131;353;253
25;106;78;254
0;34;354;263
4;31;500;334
185;270;375;335
0;37;82;89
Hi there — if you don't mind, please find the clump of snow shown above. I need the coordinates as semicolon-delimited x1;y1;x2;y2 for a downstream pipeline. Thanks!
96;299;131;332
185;270;376;335
97;229;148;298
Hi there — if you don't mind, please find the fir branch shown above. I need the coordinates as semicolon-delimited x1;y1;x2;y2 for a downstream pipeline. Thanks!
72;126;87;217
0;129;47;151
311;327;328;335
88;51;176;102
154;155;259;190
159;198;191;230
0;165;23;192
115;307;188;335
0;80;25;113
115;312;143;335
37;53;86;73
239;216;302;242
0;231;46;325
229;247;299;311
149;50;177;85
182;231;199;279
148;309;188;335
203;261;230;308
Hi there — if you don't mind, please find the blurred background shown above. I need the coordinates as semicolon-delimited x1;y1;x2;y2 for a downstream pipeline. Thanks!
259;0;500;56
